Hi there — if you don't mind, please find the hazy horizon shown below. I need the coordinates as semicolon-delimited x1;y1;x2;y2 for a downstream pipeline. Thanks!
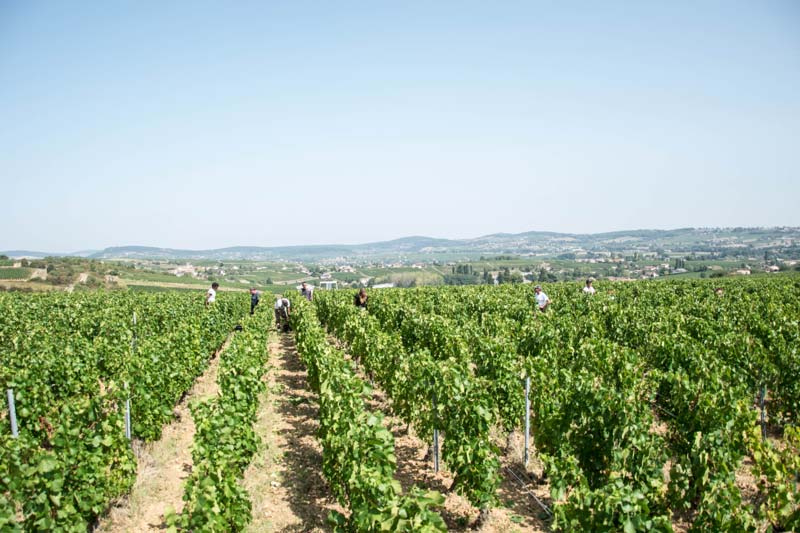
3;1;799;251
3;225;799;256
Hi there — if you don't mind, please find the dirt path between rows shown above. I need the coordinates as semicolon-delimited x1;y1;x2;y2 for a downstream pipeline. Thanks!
358;380;551;532
243;333;343;532
328;334;551;532
96;335;233;533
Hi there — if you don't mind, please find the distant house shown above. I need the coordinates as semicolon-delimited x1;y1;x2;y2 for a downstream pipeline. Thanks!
338;265;355;273
766;265;780;273
320;280;337;290
171;263;197;277
320;272;333;280
672;268;688;274
733;269;751;276
372;283;395;289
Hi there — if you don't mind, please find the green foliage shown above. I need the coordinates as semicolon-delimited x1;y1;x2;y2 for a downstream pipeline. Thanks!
168;311;270;532
315;293;501;510
0;291;242;530
0;267;32;280
291;298;447;532
314;277;800;530
749;426;800;530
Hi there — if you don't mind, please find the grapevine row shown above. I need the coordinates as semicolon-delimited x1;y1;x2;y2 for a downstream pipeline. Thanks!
167;309;272;532
290;297;447;532
316;277;800;531
0;291;241;531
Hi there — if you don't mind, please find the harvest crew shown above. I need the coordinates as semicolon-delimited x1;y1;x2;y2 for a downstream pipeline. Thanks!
205;282;219;307
534;285;551;312
301;282;314;301
250;288;260;315
274;295;291;331
354;288;368;309
583;278;596;295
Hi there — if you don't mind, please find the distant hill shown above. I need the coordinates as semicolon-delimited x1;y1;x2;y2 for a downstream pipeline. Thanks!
0;250;58;259
4;227;799;262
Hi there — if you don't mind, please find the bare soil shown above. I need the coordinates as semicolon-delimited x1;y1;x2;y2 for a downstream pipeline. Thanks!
359;384;550;533
243;333;343;532
94;327;776;533
96;336;232;532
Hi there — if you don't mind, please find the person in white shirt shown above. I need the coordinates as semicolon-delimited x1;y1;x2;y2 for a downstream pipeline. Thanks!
274;295;291;330
534;285;551;312
205;282;219;307
583;278;596;295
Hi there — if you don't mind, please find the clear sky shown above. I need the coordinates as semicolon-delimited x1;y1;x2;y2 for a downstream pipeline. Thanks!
2;1;799;252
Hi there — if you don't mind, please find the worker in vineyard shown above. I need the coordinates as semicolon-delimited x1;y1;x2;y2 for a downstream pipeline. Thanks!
250;288;260;315
534;285;551;312
583;278;596;295
205;282;219;307
274;294;291;331
354;288;368;309
301;282;314;301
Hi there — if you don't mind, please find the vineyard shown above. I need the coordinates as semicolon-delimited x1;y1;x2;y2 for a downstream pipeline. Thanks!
306;277;800;532
0;291;272;531
1;277;799;532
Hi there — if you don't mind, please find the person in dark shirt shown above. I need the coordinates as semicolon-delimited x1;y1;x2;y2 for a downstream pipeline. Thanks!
354;288;368;309
250;288;260;315
301;282;314;301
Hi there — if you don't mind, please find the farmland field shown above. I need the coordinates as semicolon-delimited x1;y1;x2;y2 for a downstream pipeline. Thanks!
1;276;799;531
0;291;245;530
308;276;800;531
0;268;32;280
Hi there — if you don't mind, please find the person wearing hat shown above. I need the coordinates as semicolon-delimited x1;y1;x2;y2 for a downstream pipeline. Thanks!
534;285;551;312
583;278;596;295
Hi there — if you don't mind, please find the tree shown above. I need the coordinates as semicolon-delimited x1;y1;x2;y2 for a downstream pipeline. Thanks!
506;271;524;284
444;274;480;286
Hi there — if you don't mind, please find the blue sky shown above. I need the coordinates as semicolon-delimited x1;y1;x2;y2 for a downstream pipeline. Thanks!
2;1;798;251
